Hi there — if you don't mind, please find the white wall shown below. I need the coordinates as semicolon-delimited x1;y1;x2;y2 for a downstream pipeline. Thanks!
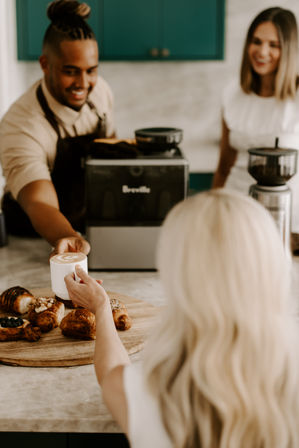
1;0;299;172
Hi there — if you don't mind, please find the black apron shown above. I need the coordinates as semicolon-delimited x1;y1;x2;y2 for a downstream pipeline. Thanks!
3;84;106;236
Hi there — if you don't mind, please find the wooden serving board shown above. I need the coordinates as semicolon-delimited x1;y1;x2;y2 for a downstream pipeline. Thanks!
0;287;161;367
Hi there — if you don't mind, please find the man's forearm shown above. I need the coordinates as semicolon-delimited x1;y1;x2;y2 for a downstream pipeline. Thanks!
16;179;80;246
24;200;79;246
212;170;227;188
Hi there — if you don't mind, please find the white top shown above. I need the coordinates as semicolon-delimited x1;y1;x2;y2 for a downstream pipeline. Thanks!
222;79;299;232
123;363;172;448
0;76;115;200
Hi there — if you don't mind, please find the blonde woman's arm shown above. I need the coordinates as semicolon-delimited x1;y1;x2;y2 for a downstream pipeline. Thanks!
212;118;237;188
64;266;130;433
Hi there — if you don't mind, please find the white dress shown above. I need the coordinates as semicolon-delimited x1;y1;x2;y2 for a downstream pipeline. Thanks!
223;79;299;232
123;363;172;448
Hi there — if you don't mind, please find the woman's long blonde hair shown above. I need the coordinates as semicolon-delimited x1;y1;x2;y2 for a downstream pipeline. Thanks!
240;7;299;100
144;189;299;447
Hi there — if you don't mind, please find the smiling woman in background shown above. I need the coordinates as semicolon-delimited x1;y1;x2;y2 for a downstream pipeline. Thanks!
65;189;299;447
212;7;299;252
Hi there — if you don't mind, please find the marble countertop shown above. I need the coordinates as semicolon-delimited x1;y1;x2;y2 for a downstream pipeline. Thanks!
0;236;165;433
1;236;299;433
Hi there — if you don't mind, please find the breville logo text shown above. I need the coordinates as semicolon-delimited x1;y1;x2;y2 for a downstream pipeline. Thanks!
122;185;151;194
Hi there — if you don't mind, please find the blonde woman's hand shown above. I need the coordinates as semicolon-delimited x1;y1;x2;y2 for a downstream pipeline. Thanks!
64;266;109;314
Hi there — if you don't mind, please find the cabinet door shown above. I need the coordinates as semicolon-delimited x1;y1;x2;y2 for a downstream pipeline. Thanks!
102;0;224;60
16;0;49;60
16;0;225;61
162;0;224;59
101;0;160;60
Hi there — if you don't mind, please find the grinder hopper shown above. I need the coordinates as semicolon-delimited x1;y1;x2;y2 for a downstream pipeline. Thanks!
248;147;298;252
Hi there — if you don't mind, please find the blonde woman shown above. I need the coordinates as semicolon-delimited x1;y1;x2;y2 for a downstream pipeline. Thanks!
212;7;299;251
65;189;299;447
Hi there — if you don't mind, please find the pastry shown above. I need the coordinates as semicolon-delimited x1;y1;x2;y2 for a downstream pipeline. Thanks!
28;297;65;332
0;286;35;314
23;323;42;342
60;309;96;340
110;298;132;331
0;316;41;342
55;296;82;309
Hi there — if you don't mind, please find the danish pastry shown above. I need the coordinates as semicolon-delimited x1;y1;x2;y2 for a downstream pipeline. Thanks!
110;298;132;331
0;316;41;342
60;309;96;340
28;297;65;332
0;286;35;314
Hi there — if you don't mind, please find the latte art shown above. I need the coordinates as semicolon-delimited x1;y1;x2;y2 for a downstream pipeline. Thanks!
51;252;86;264
50;252;88;300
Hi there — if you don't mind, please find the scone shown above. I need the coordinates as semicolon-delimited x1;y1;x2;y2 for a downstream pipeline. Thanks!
28;297;65;332
110;298;132;331
60;309;96;340
0;286;35;314
0;316;41;342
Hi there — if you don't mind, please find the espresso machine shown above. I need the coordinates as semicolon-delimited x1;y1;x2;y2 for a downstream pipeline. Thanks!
248;147;297;250
85;128;189;270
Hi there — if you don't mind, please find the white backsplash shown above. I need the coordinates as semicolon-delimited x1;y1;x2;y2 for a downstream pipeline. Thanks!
1;0;299;178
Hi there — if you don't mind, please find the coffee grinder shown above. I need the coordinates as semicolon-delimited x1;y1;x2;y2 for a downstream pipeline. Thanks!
248;146;297;250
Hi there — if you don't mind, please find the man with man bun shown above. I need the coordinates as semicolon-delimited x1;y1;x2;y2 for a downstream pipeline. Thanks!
0;0;115;256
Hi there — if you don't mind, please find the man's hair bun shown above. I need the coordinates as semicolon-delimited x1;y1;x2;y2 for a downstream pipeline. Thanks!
43;0;95;48
47;0;91;23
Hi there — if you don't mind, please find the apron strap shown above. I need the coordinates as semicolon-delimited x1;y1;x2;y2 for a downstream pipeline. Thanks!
86;99;107;135
36;84;106;138
36;84;62;137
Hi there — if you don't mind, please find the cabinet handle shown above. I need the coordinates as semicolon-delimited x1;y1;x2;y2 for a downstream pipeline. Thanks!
160;48;170;58
149;48;159;57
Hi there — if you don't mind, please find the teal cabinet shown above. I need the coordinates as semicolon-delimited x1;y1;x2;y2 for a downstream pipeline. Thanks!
189;172;213;195
16;0;225;61
161;0;224;59
16;0;102;60
100;0;160;59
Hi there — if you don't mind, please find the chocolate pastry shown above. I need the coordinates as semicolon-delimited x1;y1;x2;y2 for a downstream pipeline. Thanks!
60;309;96;340
0;286;35;314
28;297;65;332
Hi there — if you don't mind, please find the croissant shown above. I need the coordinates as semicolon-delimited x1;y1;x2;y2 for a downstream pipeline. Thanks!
0;316;41;342
60;309;96;340
0;286;35;314
110;298;132;331
28;297;65;332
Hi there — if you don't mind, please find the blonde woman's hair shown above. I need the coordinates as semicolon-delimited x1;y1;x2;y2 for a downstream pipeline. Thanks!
144;189;299;447
240;7;299;100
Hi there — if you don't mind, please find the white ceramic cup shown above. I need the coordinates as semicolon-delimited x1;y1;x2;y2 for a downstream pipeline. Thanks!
50;252;88;300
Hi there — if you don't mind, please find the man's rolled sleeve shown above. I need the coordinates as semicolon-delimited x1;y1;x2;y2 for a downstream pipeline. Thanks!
1;132;52;200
